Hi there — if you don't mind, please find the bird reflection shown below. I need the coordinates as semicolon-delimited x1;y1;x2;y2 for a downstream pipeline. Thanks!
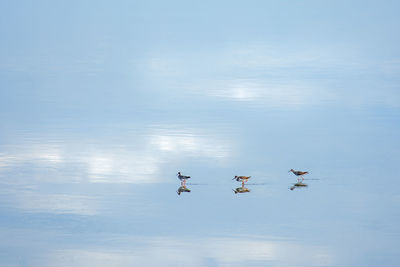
177;185;191;195
290;181;308;191
233;184;251;194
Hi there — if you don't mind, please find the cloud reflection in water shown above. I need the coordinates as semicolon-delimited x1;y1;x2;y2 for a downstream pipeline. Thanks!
142;43;400;109
0;125;232;185
5;190;99;216
38;237;332;267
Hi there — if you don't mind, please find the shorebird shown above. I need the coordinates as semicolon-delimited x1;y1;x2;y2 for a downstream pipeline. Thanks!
289;169;309;182
233;176;251;186
177;172;191;185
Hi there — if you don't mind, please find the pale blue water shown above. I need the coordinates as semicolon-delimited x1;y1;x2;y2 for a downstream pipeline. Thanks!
1;1;400;266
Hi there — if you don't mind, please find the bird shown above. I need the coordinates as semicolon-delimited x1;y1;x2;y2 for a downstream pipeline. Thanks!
177;172;191;185
289;169;309;182
233;175;251;186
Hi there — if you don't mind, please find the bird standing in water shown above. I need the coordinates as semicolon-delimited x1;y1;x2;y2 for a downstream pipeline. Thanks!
289;169;309;182
177;172;191;186
233;175;251;186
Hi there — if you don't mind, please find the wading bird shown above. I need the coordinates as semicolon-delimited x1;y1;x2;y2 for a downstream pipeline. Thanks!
289;169;309;182
233;175;251;186
177;172;191;185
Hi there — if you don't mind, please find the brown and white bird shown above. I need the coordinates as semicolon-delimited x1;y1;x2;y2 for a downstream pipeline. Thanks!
289;169;309;181
233;175;251;185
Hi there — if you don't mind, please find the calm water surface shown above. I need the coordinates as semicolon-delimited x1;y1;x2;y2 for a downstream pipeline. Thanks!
1;1;400;266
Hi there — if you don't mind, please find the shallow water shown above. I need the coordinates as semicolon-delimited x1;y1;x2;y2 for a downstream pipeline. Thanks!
1;1;400;266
